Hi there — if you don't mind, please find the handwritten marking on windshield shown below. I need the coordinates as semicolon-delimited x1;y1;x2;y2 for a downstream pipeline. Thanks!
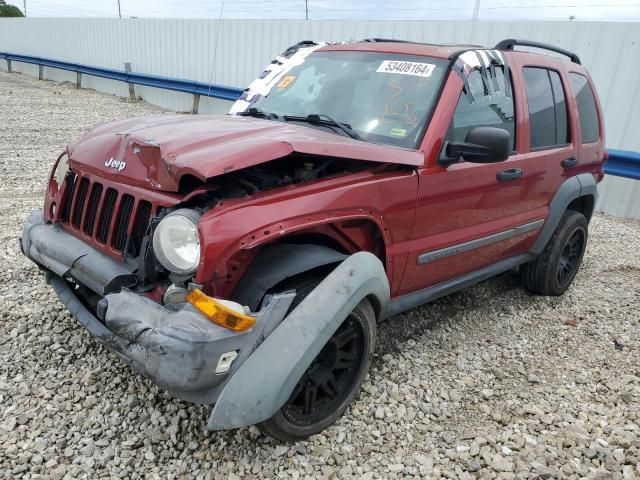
381;102;421;126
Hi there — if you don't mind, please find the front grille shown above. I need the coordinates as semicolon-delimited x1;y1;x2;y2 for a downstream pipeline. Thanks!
57;172;155;257
113;194;135;252
127;200;152;257
59;171;77;222
72;177;90;229
84;183;103;235
97;188;118;244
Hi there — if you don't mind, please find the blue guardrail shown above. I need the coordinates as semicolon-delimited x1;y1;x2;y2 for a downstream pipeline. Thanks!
605;149;640;181
1;52;639;181
0;52;244;101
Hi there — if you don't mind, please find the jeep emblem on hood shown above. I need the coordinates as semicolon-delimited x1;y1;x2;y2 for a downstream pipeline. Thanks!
105;157;126;172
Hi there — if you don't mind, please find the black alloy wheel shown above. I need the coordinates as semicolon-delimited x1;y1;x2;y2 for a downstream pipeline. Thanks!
281;315;365;426
257;294;376;442
556;228;585;289
521;209;588;296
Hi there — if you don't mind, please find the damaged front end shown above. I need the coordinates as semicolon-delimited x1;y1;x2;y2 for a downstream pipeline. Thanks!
22;209;391;432
21;210;295;404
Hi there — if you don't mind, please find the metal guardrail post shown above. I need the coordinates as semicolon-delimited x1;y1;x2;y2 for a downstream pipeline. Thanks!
192;94;201;114
0;51;244;103
38;65;44;80
124;62;136;102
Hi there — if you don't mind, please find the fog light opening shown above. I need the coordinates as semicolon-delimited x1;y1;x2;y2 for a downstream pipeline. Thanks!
216;351;239;374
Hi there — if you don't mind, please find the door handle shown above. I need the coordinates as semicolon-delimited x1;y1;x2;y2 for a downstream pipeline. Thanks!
562;157;579;168
496;168;523;182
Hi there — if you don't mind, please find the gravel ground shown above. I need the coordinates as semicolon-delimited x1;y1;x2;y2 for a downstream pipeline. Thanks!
1;70;639;480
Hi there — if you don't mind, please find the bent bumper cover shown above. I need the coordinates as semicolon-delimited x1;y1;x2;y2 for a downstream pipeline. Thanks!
22;211;137;296
22;211;391;429
21;211;294;405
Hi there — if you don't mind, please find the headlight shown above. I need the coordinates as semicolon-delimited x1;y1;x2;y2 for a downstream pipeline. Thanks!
152;209;201;275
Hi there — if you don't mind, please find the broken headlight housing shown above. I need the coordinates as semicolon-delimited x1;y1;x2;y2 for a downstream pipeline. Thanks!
53;153;70;188
152;209;201;275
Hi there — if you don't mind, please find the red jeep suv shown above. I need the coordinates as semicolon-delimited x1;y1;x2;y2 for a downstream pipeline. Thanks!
21;38;605;441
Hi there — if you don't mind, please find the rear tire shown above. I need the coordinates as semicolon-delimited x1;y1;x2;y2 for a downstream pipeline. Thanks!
522;210;587;296
257;296;376;442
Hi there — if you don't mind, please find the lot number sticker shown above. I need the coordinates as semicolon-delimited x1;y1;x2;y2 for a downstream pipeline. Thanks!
377;60;436;78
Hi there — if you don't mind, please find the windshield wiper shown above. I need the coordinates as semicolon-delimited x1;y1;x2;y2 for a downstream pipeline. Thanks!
236;107;279;121
283;114;361;140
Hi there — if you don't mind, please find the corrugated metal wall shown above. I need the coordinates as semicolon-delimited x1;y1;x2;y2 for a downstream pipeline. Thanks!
1;18;638;218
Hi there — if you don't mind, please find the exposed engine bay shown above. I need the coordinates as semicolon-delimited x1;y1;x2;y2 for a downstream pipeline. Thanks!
179;153;374;206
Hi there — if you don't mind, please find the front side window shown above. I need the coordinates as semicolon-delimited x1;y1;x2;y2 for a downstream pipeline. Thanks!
252;51;449;148
447;67;515;150
569;73;600;144
523;67;570;149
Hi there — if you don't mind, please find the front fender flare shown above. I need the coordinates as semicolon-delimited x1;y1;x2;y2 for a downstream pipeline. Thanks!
232;243;346;311
207;251;390;430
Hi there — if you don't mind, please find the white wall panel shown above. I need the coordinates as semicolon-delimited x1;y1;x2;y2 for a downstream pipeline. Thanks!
0;18;638;217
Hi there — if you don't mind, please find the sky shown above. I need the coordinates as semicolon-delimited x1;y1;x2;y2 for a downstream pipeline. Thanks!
5;0;640;21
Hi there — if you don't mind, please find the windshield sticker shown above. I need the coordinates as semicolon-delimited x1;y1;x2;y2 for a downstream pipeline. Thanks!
389;127;408;137
228;41;327;115
377;60;436;78
277;75;296;89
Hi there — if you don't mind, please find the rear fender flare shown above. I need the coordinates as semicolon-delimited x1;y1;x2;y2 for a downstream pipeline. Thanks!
530;173;597;255
207;251;390;430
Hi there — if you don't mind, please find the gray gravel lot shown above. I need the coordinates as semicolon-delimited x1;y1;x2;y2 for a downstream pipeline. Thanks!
1;69;639;480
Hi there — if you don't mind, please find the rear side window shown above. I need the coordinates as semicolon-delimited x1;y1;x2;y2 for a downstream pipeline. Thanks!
447;67;515;150
569;73;600;143
523;67;570;149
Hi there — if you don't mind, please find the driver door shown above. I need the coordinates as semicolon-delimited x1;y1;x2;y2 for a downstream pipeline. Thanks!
399;65;538;295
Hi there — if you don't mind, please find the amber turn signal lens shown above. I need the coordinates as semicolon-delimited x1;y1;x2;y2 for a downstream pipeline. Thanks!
186;289;256;332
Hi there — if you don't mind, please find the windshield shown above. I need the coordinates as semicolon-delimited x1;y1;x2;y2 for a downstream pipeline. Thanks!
251;51;449;148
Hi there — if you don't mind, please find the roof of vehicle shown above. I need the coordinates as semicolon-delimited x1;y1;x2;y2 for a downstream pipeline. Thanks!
317;38;582;66
318;41;477;60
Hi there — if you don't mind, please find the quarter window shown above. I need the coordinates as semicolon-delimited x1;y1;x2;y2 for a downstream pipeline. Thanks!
523;67;570;149
447;67;515;151
569;73;599;144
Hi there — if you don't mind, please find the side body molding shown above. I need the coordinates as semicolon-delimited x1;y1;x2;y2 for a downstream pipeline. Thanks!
529;173;597;255
208;251;390;430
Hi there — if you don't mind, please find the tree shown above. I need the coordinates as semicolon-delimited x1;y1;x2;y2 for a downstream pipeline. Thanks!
0;1;24;17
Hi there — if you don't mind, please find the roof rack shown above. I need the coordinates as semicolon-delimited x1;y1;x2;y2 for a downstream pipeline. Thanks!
363;38;419;44
494;39;581;65
363;38;482;48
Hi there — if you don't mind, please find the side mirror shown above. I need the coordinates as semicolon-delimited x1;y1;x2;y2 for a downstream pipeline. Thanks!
438;127;511;166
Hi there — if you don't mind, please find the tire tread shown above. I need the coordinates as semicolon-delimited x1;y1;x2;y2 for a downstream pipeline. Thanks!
522;210;587;296
257;297;376;442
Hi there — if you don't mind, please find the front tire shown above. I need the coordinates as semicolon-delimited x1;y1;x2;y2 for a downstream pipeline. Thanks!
522;210;588;296
258;297;376;442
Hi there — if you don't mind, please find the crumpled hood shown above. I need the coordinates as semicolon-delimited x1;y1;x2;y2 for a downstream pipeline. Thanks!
67;114;424;192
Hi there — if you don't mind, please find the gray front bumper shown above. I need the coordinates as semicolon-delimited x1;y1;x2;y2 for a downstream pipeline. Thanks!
21;211;137;296
21;211;294;405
